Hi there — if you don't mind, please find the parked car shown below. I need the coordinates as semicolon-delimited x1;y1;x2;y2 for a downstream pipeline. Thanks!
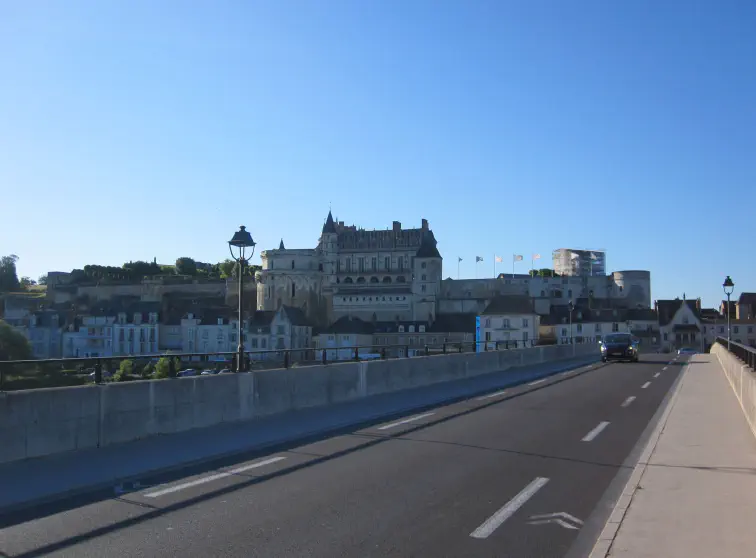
219;368;233;374
600;333;639;363
178;369;198;377
677;347;697;355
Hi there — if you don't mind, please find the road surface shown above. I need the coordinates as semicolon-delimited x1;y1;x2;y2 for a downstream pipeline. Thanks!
0;354;685;557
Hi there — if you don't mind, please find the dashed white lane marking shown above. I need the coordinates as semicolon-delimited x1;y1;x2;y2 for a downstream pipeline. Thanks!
621;396;636;408
582;421;610;442
662;366;668;371
477;390;508;400
143;456;287;498
470;477;550;539
528;378;547;386
653;372;660;378
641;381;651;389
377;412;435;430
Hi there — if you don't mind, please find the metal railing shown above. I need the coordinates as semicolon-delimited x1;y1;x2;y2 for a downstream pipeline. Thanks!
0;338;592;391
715;336;756;370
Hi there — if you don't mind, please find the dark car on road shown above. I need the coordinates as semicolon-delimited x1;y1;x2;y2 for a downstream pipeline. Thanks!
601;333;639;363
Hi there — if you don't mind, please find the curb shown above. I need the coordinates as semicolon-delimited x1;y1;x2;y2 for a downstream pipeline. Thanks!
588;358;690;557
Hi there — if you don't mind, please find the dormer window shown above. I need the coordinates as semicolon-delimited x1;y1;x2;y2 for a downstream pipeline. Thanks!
419;325;425;333
118;312;126;325
577;311;582;320
218;318;224;325
134;313;142;325
149;312;157;324
398;325;405;333
409;325;415;333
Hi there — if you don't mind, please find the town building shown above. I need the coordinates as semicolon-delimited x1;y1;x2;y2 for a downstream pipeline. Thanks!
478;296;540;348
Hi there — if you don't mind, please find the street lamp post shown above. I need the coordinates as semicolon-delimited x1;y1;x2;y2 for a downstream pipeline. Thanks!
229;226;256;372
568;301;574;346
723;275;735;351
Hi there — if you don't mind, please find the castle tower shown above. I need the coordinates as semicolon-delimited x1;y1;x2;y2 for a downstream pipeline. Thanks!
412;221;443;322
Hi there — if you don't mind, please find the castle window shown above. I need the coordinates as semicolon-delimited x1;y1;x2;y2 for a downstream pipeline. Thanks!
422;285;426;292
382;277;392;284
318;263;323;271
370;276;379;283
421;262;427;269
291;283;296;298
291;260;295;269
396;276;406;283
421;275;427;281
356;277;366;283
344;277;353;284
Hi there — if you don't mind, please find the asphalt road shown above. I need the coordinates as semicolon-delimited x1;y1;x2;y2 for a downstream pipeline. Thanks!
0;353;685;558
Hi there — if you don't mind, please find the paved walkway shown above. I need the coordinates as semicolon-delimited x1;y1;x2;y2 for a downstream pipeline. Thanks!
592;354;756;557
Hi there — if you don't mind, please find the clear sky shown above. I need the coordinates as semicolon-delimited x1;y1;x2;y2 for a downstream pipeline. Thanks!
1;0;754;308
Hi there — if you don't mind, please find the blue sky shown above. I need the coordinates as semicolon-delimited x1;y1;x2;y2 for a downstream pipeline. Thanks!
1;0;754;307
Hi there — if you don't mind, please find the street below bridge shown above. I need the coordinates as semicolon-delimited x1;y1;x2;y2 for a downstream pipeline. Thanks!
0;354;685;558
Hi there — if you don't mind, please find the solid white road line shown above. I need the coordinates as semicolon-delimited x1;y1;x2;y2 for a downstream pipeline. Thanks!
641;381;651;389
470;477;550;539
528;378;547;386
377;412;435;430
581;421;610;442
620;396;636;408
653;372;661;378
477;390;508;401
143;456;287;498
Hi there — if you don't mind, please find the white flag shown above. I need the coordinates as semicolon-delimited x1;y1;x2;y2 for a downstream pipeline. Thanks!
532;253;541;260
495;256;503;263
513;255;523;262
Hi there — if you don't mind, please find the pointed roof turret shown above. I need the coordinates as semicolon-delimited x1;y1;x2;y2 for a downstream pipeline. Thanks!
322;210;337;234
279;239;285;250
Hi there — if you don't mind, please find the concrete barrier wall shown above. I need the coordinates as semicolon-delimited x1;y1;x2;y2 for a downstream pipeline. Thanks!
0;343;597;464
712;343;756;439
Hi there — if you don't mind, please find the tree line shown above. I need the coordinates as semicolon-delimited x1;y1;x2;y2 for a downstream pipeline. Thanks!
0;254;262;292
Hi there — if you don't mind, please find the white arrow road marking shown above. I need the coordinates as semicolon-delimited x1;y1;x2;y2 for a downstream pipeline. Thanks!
377;412;435;430
528;518;581;530
527;512;584;530
470;477;550;539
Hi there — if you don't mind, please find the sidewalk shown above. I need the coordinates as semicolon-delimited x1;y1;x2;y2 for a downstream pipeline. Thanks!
592;354;756;557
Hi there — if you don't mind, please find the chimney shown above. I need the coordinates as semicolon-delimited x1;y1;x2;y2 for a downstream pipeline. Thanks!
696;298;701;311
421;218;428;231
392;221;401;232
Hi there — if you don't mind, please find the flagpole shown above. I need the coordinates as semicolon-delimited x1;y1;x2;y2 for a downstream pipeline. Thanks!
458;258;460;280
493;254;496;278
512;254;515;278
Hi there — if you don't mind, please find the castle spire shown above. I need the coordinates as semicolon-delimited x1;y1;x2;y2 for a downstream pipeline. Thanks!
279;238;285;250
322;209;337;234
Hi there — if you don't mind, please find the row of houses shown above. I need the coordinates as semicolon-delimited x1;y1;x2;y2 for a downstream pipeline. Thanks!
5;291;756;360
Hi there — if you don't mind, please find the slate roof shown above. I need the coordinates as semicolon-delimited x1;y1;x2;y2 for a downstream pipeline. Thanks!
322;210;337;234
416;234;442;258
482;296;535;315
248;311;276;330
428;313;477;333
656;299;700;326
324;316;376;335
280;305;311;327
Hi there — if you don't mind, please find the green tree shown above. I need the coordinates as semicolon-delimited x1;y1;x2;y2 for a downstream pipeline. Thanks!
219;259;237;278
20;276;36;289
38;274;48;285
0;319;32;360
142;361;155;378
112;359;134;382
175;257;197;276
0;254;20;292
154;356;179;379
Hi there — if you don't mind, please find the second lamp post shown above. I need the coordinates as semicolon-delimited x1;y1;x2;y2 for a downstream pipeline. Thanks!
723;275;735;351
229;226;256;372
